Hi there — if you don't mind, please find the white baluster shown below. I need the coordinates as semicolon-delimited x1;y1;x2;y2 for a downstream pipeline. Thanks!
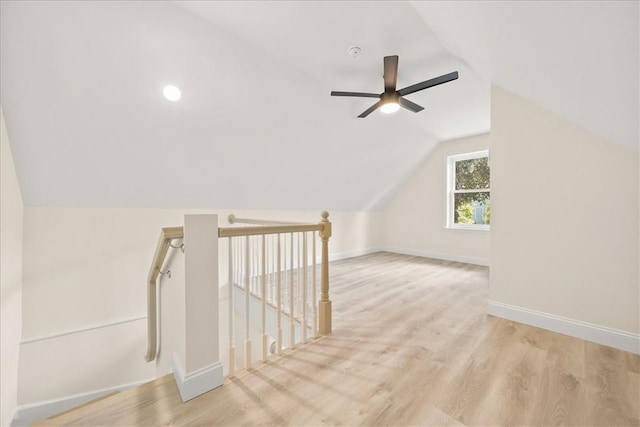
312;233;317;338
274;235;278;302
235;237;240;289
245;235;251;368
271;234;275;304
228;237;235;376
253;236;258;295
289;232;295;349
298;233;302;317
266;235;271;303
277;233;282;355
302;232;307;343
261;235;267;361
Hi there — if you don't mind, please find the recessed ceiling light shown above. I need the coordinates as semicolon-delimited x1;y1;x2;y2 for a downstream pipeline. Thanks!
163;85;181;102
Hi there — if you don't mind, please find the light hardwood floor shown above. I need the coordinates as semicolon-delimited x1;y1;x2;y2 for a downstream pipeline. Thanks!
41;252;640;426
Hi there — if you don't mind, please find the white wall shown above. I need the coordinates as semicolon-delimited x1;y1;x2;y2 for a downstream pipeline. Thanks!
490;87;639;340
18;209;174;406
0;107;24;426
18;208;382;406
382;134;490;265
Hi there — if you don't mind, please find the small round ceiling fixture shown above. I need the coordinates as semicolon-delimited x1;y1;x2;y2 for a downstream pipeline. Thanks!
347;46;362;58
163;85;181;101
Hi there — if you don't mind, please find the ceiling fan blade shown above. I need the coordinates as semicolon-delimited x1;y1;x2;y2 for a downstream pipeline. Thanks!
358;100;382;118
397;71;459;96
399;97;424;113
331;91;380;98
384;55;399;92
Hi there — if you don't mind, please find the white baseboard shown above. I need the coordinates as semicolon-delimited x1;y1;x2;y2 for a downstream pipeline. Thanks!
488;300;640;355
172;355;223;402
11;378;153;426
381;246;490;266
327;246;490;266
329;247;384;262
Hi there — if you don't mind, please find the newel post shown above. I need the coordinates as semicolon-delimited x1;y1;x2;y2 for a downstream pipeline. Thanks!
319;211;332;334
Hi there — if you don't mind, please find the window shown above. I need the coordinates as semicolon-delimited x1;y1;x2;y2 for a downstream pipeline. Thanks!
446;150;490;230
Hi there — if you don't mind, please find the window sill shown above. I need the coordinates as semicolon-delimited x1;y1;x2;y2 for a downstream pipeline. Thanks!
445;225;490;232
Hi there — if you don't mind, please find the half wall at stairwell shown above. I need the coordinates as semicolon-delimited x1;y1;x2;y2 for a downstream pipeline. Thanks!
17;208;383;410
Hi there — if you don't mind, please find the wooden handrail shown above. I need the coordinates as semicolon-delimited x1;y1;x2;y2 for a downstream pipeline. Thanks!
228;214;306;226
219;223;323;238
145;226;183;362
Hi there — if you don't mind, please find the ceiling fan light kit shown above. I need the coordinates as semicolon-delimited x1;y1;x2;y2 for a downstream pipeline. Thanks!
380;93;400;114
380;101;400;114
331;55;458;118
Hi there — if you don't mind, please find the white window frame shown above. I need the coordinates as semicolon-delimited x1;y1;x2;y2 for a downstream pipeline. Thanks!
446;150;490;231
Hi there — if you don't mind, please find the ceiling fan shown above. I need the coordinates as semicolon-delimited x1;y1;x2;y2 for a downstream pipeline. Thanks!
331;55;459;118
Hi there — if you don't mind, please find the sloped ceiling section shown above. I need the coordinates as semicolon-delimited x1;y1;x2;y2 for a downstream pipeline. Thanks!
411;0;639;152
5;1;634;211
0;1;487;210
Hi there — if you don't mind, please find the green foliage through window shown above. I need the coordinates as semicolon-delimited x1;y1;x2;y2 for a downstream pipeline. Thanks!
455;157;490;190
448;152;490;227
456;203;475;224
483;202;490;225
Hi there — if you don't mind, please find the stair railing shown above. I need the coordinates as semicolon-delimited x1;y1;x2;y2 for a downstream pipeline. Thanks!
145;226;184;362
145;212;332;372
221;211;332;376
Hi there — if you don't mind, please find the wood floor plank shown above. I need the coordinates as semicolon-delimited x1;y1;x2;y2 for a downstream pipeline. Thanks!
585;340;639;426
630;371;640;421
46;252;640;426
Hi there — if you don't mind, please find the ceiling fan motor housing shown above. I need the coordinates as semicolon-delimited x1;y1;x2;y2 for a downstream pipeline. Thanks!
382;92;399;104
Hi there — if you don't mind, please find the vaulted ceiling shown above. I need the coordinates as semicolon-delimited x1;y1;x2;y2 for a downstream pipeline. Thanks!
1;1;637;210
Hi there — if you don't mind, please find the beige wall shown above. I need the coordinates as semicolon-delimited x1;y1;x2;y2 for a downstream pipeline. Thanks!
19;208;382;404
490;86;639;334
0;107;24;426
382;134;490;265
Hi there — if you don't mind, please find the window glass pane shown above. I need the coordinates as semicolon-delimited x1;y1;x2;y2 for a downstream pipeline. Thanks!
455;157;490;190
454;192;490;225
